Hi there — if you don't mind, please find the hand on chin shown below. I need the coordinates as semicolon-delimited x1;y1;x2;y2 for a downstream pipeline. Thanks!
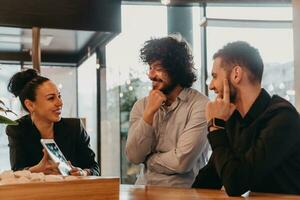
152;85;163;91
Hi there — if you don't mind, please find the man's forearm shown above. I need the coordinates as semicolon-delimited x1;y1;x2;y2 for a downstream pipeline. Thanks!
126;119;155;164
146;113;208;175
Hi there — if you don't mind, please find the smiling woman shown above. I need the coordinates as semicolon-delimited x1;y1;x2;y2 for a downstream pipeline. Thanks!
5;69;100;176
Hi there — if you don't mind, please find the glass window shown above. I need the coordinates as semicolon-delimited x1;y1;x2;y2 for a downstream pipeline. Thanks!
205;5;294;104
105;4;167;182
192;6;203;91
0;64;20;171
77;54;98;159
207;5;292;20
41;66;77;117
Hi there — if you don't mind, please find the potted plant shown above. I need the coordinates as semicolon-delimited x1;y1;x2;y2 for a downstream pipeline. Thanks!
0;99;17;125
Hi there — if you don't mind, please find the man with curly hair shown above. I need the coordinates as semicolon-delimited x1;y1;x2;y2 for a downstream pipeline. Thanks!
125;35;209;187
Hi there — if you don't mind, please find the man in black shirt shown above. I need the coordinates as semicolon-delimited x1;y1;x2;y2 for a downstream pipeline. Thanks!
192;41;300;196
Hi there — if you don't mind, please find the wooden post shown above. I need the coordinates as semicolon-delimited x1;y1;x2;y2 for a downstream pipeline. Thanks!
32;27;41;72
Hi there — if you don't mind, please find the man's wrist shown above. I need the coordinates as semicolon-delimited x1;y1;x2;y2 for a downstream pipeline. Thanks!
207;118;226;132
208;126;223;132
143;111;155;125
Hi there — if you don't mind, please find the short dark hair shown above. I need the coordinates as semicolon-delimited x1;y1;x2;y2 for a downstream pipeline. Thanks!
7;69;49;112
213;41;264;83
140;35;197;88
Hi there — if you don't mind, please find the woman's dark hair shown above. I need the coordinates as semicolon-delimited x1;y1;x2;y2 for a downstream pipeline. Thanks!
7;69;49;112
213;41;264;84
140;34;197;88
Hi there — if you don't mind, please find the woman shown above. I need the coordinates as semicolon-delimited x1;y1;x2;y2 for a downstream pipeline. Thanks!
6;69;99;176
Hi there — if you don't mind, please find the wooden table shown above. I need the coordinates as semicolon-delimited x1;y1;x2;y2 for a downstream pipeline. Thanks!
120;184;300;199
0;177;119;200
1;178;299;199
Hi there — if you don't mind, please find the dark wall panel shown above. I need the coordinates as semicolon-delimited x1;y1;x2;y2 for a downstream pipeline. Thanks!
0;0;121;32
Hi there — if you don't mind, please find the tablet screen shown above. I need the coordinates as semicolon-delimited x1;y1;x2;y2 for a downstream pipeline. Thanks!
41;139;71;176
44;143;68;163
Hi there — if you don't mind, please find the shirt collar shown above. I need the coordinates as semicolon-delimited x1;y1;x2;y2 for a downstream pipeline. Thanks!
161;88;189;112
177;88;189;102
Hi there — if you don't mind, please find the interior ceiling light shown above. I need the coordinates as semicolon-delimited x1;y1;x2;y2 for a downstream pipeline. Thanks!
0;34;53;46
161;0;171;5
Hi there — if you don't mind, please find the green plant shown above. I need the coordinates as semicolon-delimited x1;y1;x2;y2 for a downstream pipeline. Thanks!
0;99;17;125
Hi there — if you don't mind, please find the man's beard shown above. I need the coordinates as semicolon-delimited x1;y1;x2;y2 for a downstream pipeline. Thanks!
151;77;177;95
160;81;177;94
227;78;237;103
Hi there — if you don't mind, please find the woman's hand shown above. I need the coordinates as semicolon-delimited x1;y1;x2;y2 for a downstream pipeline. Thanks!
29;149;59;175
68;161;90;176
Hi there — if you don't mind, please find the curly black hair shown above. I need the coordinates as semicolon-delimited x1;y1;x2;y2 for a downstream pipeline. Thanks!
213;41;264;84
140;35;197;88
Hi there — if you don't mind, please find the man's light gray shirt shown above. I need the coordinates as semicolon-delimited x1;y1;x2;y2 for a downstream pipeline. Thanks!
125;88;209;187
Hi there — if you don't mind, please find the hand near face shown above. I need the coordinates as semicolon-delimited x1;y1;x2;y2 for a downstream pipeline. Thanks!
206;79;236;122
143;90;167;125
29;149;60;175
